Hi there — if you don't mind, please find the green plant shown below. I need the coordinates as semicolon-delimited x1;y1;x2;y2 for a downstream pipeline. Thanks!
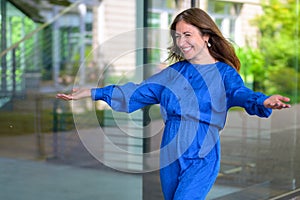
248;0;300;102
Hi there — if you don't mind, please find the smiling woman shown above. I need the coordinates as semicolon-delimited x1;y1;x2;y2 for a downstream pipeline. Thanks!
56;7;291;200
168;7;241;71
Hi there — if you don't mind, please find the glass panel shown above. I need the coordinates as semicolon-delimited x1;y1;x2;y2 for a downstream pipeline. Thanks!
1;0;142;199
1;0;299;200
207;0;300;199
142;1;178;200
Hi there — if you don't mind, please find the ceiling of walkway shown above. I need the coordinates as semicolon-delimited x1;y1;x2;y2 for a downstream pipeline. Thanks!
7;0;100;23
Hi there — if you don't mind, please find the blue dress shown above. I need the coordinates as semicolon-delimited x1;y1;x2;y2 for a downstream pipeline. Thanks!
91;60;272;200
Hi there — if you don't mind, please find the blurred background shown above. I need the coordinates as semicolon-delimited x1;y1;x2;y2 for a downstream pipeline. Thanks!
0;0;299;199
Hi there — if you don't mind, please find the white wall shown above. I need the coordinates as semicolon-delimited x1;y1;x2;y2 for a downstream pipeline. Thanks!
99;0;137;77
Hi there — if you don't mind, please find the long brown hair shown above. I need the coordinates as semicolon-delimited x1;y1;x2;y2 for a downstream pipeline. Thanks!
168;8;240;71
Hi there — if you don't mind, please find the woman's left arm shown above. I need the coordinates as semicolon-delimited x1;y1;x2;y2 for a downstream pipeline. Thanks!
224;66;290;118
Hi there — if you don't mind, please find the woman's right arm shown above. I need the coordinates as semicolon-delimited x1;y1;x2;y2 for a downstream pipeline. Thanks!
91;81;164;113
56;81;164;113
56;66;171;113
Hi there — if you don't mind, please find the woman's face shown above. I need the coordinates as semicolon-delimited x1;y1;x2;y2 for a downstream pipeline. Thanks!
175;20;210;64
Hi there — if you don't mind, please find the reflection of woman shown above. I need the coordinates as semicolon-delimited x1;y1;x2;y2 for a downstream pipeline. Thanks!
57;8;290;200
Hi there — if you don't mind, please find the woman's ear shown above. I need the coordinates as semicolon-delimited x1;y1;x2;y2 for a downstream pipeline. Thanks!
202;34;210;43
202;34;211;48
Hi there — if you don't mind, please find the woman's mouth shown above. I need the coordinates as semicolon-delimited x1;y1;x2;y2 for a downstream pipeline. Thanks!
181;46;192;53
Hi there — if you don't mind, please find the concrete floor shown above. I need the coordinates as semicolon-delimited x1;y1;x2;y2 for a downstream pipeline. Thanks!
0;105;299;200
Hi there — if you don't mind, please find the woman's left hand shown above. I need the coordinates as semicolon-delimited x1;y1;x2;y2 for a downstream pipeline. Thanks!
263;95;291;109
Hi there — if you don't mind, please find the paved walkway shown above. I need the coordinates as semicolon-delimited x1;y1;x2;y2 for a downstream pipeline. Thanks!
0;156;243;200
0;104;299;200
0;157;142;200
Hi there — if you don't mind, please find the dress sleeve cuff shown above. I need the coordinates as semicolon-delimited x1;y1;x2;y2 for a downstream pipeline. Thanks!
257;94;269;106
91;88;103;101
256;94;272;117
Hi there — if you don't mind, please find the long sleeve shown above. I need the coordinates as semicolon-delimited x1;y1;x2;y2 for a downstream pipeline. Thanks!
224;66;272;118
91;71;167;113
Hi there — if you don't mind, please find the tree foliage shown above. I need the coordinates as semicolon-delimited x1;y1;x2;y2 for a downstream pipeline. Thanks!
239;0;299;102
256;0;299;69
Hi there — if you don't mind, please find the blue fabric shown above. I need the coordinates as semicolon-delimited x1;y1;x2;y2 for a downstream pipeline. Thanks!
91;61;272;199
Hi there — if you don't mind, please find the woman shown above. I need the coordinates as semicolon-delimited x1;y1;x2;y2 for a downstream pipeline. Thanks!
57;8;290;200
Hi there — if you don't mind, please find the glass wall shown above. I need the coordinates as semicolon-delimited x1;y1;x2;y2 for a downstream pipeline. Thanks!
143;0;300;199
0;0;299;199
0;1;38;106
0;0;143;199
208;0;300;199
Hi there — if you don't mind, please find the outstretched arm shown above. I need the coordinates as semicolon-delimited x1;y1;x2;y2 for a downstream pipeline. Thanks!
56;88;91;101
224;66;291;117
263;95;291;109
56;81;162;113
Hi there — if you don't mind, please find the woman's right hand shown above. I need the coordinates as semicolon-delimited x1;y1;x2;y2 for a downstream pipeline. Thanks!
56;88;91;101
